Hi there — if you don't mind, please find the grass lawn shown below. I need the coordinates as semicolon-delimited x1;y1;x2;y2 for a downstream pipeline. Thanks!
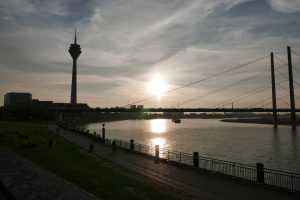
0;121;192;200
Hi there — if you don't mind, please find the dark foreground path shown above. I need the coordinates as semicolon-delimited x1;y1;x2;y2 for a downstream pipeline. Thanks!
0;145;100;200
53;125;299;200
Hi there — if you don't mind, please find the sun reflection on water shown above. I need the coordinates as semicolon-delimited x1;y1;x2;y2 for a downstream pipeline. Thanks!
150;119;167;133
150;137;166;147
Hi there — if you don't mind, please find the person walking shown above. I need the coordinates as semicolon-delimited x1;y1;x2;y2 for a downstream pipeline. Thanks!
112;140;116;152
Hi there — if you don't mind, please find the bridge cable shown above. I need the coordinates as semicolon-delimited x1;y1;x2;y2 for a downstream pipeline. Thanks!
274;54;300;72
257;94;289;108
180;64;287;106
261;97;290;108
251;82;299;108
274;55;300;85
218;85;272;108
294;67;300;74
274;55;288;65
276;84;300;99
210;64;287;108
260;94;291;108
249;93;289;108
179;70;271;106
218;79;288;108
291;50;300;58
250;79;300;108
250;96;270;108
262;95;290;107
275;70;300;86
125;54;273;106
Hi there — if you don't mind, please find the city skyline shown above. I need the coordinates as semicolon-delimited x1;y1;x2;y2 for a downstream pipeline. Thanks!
1;0;300;108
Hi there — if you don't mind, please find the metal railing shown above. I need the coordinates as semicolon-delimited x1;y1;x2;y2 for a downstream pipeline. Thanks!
57;123;300;192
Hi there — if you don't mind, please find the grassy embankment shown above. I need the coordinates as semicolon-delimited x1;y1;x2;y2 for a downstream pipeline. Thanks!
0;121;190;200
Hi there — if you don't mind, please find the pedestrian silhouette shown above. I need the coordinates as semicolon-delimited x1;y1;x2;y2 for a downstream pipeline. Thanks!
48;139;53;149
89;144;94;153
112;140;116;152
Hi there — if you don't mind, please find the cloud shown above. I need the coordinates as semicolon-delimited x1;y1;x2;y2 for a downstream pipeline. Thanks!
0;0;299;107
267;0;300;13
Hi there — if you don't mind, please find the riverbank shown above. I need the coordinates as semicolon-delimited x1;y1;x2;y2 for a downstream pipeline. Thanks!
220;118;300;126
0;121;190;200
55;123;299;200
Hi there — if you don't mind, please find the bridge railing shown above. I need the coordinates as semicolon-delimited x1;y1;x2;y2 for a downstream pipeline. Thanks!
57;124;300;193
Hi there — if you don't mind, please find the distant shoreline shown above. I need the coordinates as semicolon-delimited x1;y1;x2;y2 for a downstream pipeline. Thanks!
64;115;300;127
220;118;299;126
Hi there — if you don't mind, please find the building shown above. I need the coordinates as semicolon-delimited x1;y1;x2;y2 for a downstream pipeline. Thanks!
31;99;89;109
31;99;53;106
51;102;89;109
130;105;137;109
137;105;144;109
4;92;32;106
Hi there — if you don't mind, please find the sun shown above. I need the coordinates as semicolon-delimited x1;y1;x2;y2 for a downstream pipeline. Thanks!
147;74;168;100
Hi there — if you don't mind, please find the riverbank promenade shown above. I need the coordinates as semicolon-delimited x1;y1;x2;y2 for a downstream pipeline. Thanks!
53;125;299;200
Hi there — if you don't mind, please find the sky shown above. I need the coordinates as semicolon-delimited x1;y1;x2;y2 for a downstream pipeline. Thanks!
0;0;300;108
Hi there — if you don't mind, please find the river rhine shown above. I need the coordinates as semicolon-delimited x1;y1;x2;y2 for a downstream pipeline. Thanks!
83;119;299;173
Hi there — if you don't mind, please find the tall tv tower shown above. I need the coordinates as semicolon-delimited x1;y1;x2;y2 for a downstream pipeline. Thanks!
69;29;81;105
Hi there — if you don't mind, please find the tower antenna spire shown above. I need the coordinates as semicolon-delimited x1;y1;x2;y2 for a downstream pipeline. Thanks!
74;28;77;44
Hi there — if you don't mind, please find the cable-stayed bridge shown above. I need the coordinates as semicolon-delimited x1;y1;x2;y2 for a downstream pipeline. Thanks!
56;46;300;124
57;107;300;113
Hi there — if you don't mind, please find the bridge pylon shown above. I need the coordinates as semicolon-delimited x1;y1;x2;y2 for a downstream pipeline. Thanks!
270;52;277;124
287;46;297;125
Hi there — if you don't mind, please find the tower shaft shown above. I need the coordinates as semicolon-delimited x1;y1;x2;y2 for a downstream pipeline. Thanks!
71;59;77;104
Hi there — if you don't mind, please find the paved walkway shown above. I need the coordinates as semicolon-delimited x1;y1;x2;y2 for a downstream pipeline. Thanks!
0;145;100;200
54;125;299;200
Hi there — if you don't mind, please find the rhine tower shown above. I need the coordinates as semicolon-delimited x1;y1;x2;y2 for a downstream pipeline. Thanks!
68;29;81;104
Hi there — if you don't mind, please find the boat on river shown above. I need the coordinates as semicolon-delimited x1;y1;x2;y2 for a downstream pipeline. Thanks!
172;118;181;123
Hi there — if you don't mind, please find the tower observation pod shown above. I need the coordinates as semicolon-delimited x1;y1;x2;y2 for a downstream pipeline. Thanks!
69;29;81;105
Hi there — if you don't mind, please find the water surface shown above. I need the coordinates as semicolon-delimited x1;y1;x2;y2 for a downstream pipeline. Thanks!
83;119;299;173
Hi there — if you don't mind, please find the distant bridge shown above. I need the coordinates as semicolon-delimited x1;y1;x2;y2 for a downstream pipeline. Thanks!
52;108;300;113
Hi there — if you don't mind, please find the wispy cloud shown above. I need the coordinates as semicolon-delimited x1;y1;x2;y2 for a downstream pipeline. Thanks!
267;0;300;13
